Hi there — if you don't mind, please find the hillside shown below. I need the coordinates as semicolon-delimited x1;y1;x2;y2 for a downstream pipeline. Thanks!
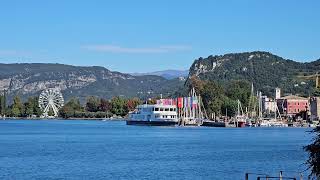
0;63;184;103
188;51;320;97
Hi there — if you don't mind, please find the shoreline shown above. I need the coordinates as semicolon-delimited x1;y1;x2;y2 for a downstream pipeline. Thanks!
0;118;315;128
1;117;127;121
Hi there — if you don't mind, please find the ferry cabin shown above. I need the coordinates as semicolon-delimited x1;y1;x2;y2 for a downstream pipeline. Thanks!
129;104;178;122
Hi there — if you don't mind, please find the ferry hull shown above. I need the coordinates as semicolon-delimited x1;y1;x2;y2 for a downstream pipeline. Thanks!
201;121;226;127
126;120;177;126
237;121;246;128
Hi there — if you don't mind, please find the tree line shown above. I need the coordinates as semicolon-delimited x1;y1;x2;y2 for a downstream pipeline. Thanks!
0;94;143;119
0;95;42;118
59;96;142;119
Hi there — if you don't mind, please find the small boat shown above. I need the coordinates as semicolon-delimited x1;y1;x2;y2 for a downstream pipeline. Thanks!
235;100;247;128
126;104;178;126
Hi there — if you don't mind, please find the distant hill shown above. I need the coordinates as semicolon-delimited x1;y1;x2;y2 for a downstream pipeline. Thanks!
130;70;189;79
0;63;185;103
188;51;320;97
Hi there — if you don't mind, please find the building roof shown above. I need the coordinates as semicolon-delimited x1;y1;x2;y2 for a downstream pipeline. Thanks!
280;95;308;100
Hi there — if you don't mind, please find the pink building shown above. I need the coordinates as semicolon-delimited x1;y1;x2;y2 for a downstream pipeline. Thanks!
277;95;309;117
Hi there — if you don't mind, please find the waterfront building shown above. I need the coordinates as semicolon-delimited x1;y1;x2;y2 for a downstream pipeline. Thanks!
310;97;320;121
261;96;276;114
277;95;309;118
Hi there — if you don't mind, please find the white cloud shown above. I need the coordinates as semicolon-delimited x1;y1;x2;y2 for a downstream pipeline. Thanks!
0;50;20;55
0;50;32;56
82;45;191;53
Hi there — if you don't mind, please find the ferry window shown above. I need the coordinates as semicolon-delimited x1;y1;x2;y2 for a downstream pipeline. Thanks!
155;115;160;118
155;108;159;111
160;108;164;111
165;108;169;111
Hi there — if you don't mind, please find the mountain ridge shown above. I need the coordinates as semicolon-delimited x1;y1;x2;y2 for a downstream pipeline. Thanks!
0;63;184;103
130;69;189;79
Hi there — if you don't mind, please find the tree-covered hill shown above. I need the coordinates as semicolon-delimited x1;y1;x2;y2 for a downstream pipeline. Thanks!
188;51;319;97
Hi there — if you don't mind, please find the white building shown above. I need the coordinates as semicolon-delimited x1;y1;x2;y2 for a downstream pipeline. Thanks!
275;88;281;100
262;96;276;114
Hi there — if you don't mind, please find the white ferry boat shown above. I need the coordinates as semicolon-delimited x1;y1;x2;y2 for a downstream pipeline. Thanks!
126;104;178;126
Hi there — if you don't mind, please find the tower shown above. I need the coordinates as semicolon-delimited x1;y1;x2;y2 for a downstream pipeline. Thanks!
275;88;281;100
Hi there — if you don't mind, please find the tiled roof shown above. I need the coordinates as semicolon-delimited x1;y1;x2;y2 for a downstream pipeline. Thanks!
281;95;308;100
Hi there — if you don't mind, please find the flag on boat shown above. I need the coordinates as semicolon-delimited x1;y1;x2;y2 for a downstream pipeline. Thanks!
156;98;175;105
192;96;198;109
177;97;183;108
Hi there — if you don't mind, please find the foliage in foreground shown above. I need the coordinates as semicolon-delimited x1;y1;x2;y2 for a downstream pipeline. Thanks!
304;127;320;179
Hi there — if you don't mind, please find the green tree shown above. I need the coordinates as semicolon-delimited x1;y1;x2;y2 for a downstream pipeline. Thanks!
304;127;320;179
86;96;100;112
59;97;83;118
99;98;111;112
110;96;127;116
313;89;320;97
221;98;238;117
11;107;20;117
25;97;34;117
11;96;23;117
201;81;225;116
0;95;4;116
47;108;54;116
32;97;42;117
226;80;251;108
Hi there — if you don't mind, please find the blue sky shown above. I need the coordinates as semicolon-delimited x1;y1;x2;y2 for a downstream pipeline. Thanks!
0;0;319;73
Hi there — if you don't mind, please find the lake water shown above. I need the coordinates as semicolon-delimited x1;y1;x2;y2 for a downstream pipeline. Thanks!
0;120;313;180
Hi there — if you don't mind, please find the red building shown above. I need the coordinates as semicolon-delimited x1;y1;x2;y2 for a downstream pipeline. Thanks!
277;95;309;118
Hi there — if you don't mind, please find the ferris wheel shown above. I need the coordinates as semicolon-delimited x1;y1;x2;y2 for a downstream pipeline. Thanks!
38;88;64;117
